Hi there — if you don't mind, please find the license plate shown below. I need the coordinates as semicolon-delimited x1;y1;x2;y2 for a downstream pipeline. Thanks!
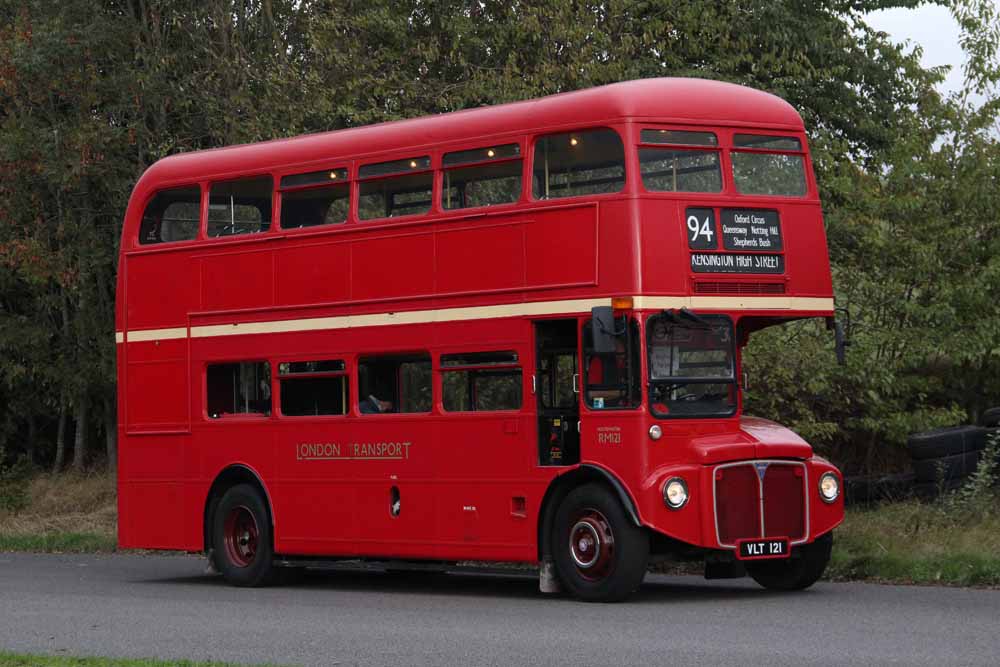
736;537;790;560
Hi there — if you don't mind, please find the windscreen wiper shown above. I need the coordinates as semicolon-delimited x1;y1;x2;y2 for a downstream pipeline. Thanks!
678;308;713;328
660;308;712;328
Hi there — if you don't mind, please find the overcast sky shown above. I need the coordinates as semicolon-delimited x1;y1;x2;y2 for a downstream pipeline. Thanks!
866;3;968;97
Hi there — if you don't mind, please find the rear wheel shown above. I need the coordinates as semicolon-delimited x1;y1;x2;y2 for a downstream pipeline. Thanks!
746;532;832;591
553;483;649;602
211;484;276;587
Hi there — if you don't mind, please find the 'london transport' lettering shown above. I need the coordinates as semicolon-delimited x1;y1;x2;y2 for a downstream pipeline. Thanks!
296;441;412;461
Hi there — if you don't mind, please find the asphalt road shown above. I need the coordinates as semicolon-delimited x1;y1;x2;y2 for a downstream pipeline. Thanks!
1;553;998;666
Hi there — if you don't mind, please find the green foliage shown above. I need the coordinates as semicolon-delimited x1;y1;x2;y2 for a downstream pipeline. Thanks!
941;431;1000;518
0;0;999;475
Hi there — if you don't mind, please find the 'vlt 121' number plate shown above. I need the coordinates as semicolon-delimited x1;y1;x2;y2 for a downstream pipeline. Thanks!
736;537;790;560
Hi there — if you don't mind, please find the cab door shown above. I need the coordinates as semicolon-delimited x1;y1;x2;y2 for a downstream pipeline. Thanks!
534;319;580;466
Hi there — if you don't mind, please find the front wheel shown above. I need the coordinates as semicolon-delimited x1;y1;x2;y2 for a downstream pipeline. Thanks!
553;483;649;602
211;484;276;587
746;532;832;591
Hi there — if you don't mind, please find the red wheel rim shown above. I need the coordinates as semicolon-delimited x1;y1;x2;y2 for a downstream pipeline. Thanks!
223;505;259;568
568;509;615;581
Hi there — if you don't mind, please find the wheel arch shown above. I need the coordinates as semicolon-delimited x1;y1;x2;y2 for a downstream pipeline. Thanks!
536;463;641;561
202;463;275;553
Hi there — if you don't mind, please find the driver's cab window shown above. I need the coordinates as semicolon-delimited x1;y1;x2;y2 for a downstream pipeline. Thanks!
582;316;640;409
647;313;736;418
358;354;431;415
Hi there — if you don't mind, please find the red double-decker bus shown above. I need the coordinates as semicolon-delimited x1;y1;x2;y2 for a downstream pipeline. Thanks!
116;78;843;601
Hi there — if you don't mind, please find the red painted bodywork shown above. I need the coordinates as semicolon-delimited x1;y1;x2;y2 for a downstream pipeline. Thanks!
115;78;844;562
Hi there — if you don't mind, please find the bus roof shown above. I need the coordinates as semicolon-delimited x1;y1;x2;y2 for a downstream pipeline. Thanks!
139;78;805;186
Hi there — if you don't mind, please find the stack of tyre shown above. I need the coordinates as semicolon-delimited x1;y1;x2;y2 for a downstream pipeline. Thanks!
907;408;1000;498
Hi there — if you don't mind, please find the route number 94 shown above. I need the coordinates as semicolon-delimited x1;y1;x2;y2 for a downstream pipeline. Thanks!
685;207;717;250
688;214;714;243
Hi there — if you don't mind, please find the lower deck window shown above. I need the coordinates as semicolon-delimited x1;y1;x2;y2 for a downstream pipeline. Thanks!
279;360;348;416
207;362;271;417
441;351;522;412
358;354;431;414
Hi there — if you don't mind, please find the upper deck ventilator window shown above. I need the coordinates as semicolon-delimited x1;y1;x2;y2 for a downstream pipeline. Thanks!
532;128;625;200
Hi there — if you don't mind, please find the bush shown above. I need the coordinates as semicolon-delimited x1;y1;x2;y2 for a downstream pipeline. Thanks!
939;431;1000;522
0;448;32;513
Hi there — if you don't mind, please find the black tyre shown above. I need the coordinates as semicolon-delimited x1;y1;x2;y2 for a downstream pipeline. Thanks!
907;426;987;460
211;484;276;587
553;483;649;602
913;450;985;483
746;532;832;591
980;408;1000;428
844;473;914;506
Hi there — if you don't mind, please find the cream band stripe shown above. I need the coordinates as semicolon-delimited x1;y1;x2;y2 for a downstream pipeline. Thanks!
117;296;834;343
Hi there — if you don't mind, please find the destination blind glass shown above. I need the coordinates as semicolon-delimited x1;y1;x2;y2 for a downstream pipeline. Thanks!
690;253;784;274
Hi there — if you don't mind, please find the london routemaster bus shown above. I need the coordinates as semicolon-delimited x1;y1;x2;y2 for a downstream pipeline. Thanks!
116;78;843;602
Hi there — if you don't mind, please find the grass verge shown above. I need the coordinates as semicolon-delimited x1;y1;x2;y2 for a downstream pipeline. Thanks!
828;498;1000;587
0;652;276;667
3;469;1000;588
0;472;116;553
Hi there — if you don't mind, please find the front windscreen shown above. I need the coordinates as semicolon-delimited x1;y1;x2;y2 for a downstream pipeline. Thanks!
647;314;736;418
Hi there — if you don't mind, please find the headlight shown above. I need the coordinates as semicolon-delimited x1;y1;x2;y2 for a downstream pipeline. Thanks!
649;424;662;441
819;472;840;503
663;477;689;510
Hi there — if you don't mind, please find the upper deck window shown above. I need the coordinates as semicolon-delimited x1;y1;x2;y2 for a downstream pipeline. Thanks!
442;144;522;210
731;134;807;197
532;128;625;200
207;177;273;237
279;168;349;229
639;129;722;193
139;186;201;245
358;156;433;221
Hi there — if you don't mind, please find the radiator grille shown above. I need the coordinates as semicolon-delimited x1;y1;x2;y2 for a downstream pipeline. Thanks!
715;465;761;545
694;281;786;295
714;461;807;546
762;464;806;540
